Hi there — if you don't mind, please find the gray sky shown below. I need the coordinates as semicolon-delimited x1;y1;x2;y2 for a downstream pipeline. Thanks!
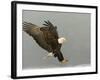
22;10;91;69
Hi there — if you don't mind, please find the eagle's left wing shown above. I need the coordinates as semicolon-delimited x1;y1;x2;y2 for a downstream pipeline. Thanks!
23;22;52;52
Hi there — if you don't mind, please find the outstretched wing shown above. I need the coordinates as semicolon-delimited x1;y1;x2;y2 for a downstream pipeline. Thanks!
23;22;38;36
23;22;52;52
43;20;58;38
41;21;62;50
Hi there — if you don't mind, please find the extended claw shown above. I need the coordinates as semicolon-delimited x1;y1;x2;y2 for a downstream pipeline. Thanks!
61;59;68;64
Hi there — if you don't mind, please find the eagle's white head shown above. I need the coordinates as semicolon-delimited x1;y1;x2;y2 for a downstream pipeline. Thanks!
58;37;67;44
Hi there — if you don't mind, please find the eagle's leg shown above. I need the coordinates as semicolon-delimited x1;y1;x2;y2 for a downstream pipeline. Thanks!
47;52;54;57
43;52;53;60
61;59;68;64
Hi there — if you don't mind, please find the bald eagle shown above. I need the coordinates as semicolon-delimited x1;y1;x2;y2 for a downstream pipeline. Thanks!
23;21;67;63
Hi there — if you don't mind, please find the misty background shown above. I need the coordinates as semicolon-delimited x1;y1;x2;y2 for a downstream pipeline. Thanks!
22;10;91;69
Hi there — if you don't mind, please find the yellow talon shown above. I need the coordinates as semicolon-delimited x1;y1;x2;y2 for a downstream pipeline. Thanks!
61;59;68;64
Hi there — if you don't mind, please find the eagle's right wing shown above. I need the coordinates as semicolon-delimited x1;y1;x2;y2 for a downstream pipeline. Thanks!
43;20;59;39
